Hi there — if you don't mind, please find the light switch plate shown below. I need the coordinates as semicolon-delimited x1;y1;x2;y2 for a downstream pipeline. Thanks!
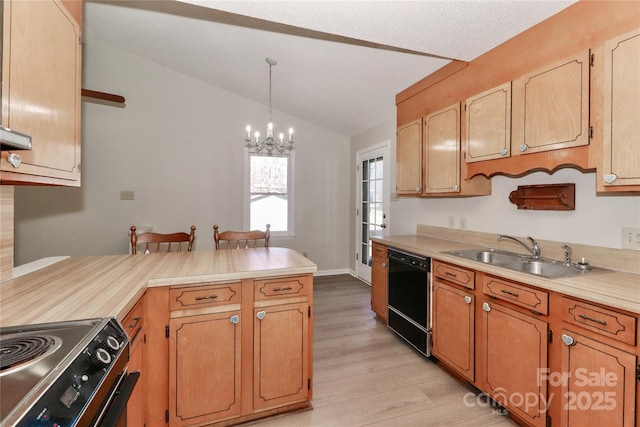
621;227;640;251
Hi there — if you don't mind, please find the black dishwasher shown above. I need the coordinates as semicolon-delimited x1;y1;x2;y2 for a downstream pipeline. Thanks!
387;248;431;357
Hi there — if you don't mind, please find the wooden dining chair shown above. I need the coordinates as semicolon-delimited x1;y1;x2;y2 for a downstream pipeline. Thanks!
213;224;270;249
130;225;196;254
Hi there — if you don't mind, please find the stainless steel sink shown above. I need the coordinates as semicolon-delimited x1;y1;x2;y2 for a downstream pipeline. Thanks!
445;249;526;264
444;249;594;279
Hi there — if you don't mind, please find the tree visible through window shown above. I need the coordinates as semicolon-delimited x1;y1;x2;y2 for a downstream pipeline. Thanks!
249;154;291;233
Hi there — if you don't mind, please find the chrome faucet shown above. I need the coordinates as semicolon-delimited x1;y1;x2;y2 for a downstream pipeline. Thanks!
498;235;541;259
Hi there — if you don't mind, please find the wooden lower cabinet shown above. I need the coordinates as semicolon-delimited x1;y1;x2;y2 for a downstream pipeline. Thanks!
148;275;313;426
432;278;475;382
370;243;388;322
169;310;242;426
254;302;310;411
481;299;549;427
559;330;637;427
122;299;145;426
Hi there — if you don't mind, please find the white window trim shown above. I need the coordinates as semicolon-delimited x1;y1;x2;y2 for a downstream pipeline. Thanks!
244;148;295;238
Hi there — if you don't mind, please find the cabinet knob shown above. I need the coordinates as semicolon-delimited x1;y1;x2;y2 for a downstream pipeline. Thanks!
256;310;266;320
561;334;574;346
464;296;472;304
452;184;459;192
519;144;528;152
381;262;387;268
500;148;508;156
603;174;617;184
415;187;421;193
482;302;491;312
7;153;21;168
229;315;239;324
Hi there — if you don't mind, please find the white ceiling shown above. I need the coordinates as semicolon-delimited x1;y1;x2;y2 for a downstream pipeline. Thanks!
84;0;576;137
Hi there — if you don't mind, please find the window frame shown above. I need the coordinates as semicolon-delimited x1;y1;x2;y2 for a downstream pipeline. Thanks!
244;149;295;238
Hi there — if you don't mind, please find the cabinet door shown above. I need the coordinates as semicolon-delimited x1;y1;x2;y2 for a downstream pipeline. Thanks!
602;28;640;187
396;119;422;195
465;82;511;162
482;300;548;427
432;279;474;381
254;302;309;411
0;0;82;185
169;311;242;426
371;249;388;323
559;330;636;427
512;50;590;156
127;328;145;427
424;103;460;194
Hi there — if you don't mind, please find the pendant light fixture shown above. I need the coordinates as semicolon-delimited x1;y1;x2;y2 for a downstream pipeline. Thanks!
244;57;294;155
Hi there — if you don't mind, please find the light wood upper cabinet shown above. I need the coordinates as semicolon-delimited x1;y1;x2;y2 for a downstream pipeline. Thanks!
0;0;82;186
465;82;512;163
511;50;590;156
600;28;640;188
424;103;461;194
396;119;422;195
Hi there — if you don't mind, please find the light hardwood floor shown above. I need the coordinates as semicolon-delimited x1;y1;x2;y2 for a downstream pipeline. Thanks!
243;274;519;427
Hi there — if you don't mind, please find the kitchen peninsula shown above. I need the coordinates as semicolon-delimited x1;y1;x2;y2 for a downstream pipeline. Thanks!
0;248;317;426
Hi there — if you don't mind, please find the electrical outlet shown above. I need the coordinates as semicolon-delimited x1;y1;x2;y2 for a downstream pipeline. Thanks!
120;191;134;201
448;216;455;228
621;227;640;251
459;217;467;230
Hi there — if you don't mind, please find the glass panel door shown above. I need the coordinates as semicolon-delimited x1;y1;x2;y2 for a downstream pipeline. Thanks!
356;144;389;283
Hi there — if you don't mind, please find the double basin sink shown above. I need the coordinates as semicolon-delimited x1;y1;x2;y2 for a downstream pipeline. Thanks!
444;248;594;279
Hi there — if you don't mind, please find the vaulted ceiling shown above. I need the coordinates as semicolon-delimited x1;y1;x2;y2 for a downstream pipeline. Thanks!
84;0;576;136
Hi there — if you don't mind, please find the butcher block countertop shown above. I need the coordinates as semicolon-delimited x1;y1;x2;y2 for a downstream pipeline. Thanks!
0;248;317;328
373;234;640;315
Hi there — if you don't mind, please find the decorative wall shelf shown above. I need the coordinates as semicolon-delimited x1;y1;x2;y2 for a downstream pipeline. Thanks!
509;183;575;210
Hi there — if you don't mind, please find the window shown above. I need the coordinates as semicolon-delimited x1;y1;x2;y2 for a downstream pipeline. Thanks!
245;152;294;236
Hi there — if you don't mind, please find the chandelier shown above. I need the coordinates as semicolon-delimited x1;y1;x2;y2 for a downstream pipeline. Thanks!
244;57;294;155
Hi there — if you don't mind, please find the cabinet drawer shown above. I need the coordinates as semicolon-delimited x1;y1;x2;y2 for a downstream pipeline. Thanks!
433;261;475;289
122;299;144;341
372;243;388;259
483;276;548;315
562;298;636;346
254;275;311;301
170;282;241;311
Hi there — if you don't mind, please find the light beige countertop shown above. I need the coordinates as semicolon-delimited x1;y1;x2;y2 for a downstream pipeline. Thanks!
0;248;317;328
373;234;640;315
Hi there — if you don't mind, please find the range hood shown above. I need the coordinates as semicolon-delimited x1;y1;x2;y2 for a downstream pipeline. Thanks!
0;126;32;150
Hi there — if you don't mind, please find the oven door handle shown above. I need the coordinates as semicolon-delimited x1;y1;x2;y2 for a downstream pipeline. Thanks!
97;371;140;427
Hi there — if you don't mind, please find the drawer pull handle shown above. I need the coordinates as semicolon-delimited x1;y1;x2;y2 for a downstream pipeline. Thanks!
579;314;607;326
500;289;519;297
256;310;266;320
229;315;240;324
444;272;457;278
464;296;472;304
127;316;142;329
195;294;218;301
274;287;292;292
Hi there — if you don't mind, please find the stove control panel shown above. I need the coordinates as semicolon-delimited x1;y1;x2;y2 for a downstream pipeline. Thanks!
14;318;129;427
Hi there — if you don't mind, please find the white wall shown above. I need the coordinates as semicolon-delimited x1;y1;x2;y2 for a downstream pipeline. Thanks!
350;119;640;271
14;39;351;272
